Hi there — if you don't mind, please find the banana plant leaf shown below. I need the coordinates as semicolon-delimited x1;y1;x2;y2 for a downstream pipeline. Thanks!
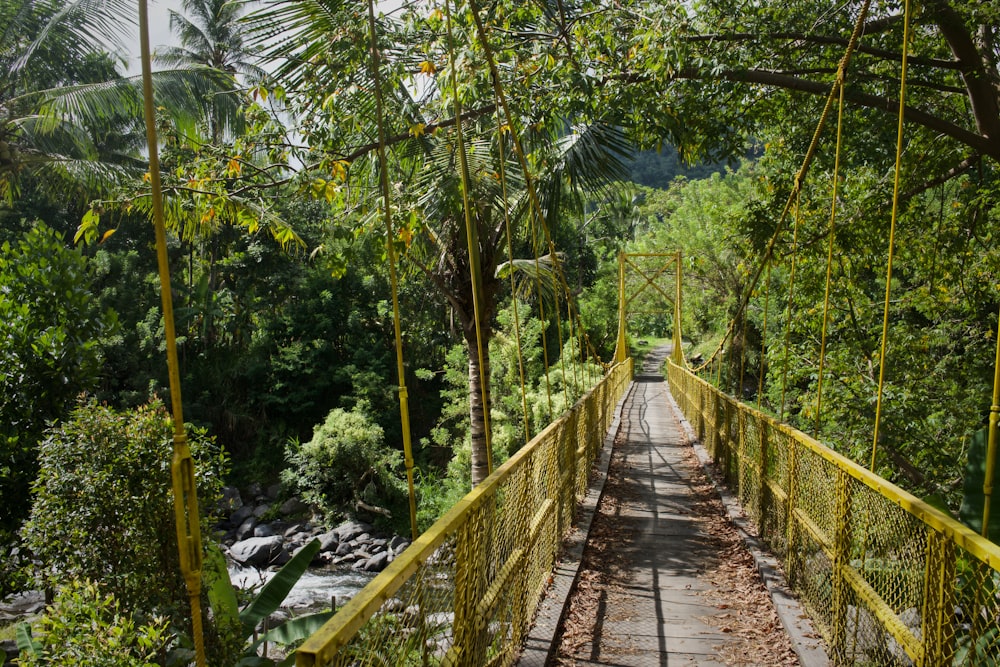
959;426;1000;543
15;622;40;658
203;541;241;631
243;609;335;656
239;538;321;637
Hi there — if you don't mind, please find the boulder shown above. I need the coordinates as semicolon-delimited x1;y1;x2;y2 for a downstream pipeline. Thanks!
0;590;45;622
364;551;391;572
252;504;271;518
230;536;288;568
279;497;310;516
253;523;278;538
229;504;255;528
389;536;410;555
266;483;282;500
236;516;258;541
334;520;373;543
334;542;354;556
317;529;340;552
284;523;311;538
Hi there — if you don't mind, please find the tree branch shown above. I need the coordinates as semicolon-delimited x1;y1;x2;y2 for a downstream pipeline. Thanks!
683;68;1000;160
923;0;1000;141
683;32;961;70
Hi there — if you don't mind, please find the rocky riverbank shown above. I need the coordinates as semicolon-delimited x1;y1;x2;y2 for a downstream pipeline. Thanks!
215;484;410;574
1;484;409;661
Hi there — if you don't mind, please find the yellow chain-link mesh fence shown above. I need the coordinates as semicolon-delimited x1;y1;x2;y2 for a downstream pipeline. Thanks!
668;360;1000;666
295;359;632;666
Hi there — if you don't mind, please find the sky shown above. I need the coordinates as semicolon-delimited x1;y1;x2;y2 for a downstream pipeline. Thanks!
121;0;182;76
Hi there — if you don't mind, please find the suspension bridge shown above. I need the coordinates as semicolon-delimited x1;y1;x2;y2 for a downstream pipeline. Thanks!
287;251;1000;667
121;0;1000;664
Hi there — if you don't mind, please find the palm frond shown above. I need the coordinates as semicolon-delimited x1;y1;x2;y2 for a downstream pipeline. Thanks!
9;0;135;83
495;253;564;306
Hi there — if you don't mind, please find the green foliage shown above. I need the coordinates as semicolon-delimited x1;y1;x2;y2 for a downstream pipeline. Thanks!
21;398;230;654
0;222;114;551
17;579;170;667
197;539;334;664
959;428;1000;543
282;405;408;532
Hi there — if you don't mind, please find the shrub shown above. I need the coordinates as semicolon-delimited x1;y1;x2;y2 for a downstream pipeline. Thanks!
0;222;114;552
21;398;238;660
282;404;407;531
18;579;169;667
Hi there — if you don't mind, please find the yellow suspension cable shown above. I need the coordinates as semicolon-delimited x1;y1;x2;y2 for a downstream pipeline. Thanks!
567;279;581;394
366;0;419;538
739;306;747;397
983;303;1000;538
445;0;493;477
529;205;555;419
496;113;532;444
690;0;873;377
553;289;570;407
815;69;848;437
779;184;804;420
757;262;771;411
871;0;911;471
138;2;205;664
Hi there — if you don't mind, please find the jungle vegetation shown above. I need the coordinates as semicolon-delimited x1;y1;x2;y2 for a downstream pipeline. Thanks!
2;0;1000;661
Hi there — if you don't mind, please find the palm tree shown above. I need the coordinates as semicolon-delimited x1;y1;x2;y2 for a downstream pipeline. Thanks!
246;0;631;486
0;0;145;201
155;0;265;143
408;120;630;484
0;0;242;205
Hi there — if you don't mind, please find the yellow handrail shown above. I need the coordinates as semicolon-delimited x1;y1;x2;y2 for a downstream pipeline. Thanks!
669;360;1000;664
296;359;632;666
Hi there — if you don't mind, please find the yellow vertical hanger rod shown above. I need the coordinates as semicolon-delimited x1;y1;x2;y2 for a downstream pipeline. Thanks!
871;0;911;471
982;304;1000;538
137;2;205;664
366;0;419;539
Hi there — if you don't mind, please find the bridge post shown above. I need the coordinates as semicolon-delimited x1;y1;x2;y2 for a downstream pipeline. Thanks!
614;252;627;364
672;250;683;365
830;468;851;664
921;530;956;666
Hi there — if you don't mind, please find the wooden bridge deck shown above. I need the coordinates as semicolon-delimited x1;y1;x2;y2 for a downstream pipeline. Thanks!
519;347;826;666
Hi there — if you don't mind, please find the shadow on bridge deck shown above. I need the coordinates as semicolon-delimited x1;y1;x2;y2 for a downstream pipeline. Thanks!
519;347;826;667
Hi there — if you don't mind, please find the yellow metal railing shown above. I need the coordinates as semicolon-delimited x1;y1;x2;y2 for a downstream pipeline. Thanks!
668;360;1000;666
296;359;633;666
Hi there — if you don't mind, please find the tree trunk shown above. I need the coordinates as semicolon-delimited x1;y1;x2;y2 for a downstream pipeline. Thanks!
467;332;492;487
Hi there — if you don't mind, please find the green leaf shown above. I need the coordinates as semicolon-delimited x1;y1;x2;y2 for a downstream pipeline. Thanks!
239;538;321;637
203;542;240;631
959;427;1000;542
244;610;334;655
15;622;40;658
